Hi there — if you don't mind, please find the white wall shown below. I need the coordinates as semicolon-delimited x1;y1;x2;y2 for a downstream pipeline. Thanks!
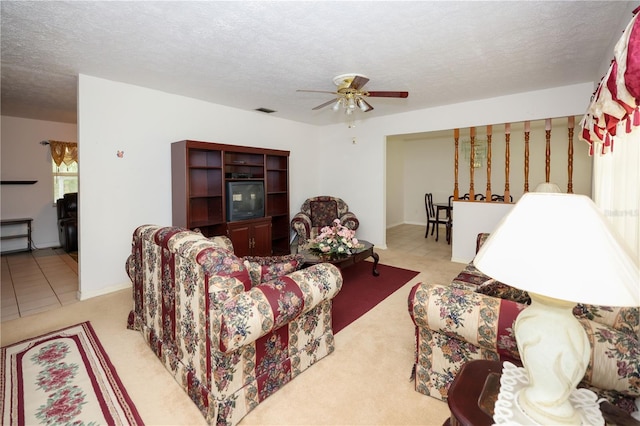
387;118;594;228
320;83;596;250
385;138;404;228
1;77;590;298
77;75;321;299
451;201;514;263
1;116;77;251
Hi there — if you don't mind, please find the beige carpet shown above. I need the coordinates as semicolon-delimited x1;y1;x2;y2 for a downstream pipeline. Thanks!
1;227;463;425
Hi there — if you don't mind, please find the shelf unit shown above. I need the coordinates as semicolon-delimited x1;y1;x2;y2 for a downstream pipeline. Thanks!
1;218;33;254
172;140;290;255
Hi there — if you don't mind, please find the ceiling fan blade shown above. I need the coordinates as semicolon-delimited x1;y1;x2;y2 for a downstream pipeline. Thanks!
312;98;338;110
367;91;409;98
359;98;374;112
350;75;370;90
297;89;338;95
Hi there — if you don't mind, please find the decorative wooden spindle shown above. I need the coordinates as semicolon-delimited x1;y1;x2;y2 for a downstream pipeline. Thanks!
567;116;575;193
504;123;511;202
545;118;552;183
524;121;530;192
486;125;492;201
469;127;475;200
454;128;460;200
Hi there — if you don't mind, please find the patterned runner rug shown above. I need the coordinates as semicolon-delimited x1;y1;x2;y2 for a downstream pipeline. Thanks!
1;322;143;425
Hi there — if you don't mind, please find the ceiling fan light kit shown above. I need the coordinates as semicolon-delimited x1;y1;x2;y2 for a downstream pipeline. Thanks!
297;73;408;117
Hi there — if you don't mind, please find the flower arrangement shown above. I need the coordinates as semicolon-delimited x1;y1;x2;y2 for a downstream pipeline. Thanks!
306;219;364;258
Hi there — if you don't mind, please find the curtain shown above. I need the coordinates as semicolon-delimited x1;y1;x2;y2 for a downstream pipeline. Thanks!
579;6;640;263
49;140;78;166
592;126;640;264
580;7;640;155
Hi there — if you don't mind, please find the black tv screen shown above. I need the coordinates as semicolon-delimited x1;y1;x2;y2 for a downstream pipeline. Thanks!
226;181;265;222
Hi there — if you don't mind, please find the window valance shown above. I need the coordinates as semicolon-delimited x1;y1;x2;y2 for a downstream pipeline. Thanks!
580;7;640;155
49;140;78;167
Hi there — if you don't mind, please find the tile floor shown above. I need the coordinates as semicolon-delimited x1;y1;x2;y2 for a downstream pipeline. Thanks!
1;248;78;322
385;222;452;260
0;223;452;322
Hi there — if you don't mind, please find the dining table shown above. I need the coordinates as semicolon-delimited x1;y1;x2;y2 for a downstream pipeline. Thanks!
434;202;453;243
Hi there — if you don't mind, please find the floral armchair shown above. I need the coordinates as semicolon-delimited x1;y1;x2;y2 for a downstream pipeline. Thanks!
407;234;640;415
126;225;343;426
291;196;359;245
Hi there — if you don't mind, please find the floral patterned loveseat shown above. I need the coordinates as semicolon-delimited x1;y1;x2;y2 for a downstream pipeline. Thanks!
126;225;343;425
408;234;640;414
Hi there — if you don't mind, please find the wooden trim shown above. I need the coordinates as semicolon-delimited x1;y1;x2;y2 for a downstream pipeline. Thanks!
469;127;475;200
545;129;551;182
454;129;460;200
568;122;574;193
524;123;530;192
504;130;511;201
485;125;492;201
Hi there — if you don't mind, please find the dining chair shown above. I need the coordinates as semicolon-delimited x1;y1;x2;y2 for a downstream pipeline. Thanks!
491;194;514;202
425;193;449;241
462;193;485;201
445;195;454;244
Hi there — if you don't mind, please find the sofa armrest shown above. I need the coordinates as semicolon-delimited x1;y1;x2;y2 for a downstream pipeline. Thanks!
408;282;525;360
573;304;639;337
339;212;359;231
291;212;312;243
579;318;640;398
219;263;342;352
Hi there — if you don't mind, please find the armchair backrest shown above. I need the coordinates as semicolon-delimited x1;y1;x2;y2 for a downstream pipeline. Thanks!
301;196;350;227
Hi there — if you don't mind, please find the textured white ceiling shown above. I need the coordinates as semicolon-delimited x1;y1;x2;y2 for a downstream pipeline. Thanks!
1;1;636;126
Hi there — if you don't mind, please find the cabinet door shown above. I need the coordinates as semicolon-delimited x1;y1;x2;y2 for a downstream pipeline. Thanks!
252;219;272;256
227;223;252;257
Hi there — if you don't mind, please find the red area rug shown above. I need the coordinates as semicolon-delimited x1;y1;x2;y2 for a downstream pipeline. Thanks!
1;322;143;425
332;261;419;334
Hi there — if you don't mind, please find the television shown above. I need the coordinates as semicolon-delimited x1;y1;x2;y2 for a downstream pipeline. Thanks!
226;181;265;222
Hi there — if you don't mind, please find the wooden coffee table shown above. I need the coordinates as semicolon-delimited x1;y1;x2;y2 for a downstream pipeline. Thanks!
300;240;379;276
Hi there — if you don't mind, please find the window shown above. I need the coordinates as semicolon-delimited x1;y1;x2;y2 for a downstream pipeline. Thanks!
53;160;78;203
48;140;78;203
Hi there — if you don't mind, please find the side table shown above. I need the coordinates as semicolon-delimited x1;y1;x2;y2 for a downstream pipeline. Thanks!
445;359;501;426
444;359;640;426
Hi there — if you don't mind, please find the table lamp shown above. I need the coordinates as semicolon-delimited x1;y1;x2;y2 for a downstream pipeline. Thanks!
473;192;639;425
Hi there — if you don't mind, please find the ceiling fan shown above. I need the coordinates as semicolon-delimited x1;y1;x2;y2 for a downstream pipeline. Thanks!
297;73;408;114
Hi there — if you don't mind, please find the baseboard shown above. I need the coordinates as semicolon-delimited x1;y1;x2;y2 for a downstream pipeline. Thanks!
78;281;132;301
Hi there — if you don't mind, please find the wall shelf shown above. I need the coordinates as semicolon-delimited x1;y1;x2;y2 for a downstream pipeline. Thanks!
1;180;37;185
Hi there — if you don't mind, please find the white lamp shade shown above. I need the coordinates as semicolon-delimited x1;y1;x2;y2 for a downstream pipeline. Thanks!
474;193;639;307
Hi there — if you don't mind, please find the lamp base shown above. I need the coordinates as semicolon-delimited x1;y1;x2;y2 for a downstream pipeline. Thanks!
493;362;604;425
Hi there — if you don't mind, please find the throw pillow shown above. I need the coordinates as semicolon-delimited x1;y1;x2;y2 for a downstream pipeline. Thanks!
475;280;531;305
243;254;304;287
208;235;234;252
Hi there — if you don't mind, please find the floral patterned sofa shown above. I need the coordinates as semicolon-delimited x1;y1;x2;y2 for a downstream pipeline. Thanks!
408;234;640;414
126;225;343;426
291;196;359;245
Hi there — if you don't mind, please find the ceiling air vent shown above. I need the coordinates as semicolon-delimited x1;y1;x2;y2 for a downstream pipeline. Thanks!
255;107;276;114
